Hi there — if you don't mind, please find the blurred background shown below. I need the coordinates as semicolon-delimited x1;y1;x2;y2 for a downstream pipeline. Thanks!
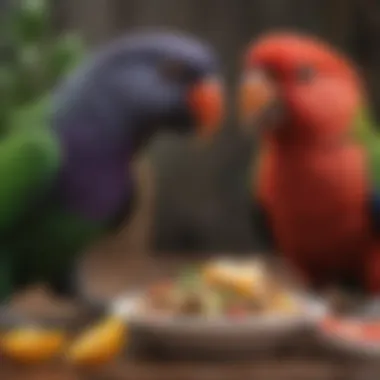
2;0;380;255
2;1;380;376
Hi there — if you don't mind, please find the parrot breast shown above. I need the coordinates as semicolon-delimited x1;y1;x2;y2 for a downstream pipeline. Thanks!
257;142;372;285
52;115;135;223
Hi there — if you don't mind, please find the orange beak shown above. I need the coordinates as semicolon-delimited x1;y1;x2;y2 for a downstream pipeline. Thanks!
238;70;278;132
187;77;225;138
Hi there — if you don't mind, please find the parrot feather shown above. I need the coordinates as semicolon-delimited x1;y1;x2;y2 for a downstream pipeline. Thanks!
351;106;380;231
0;31;224;365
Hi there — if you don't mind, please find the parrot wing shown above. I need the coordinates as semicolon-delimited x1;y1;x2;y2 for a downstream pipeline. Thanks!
249;148;276;251
352;106;380;232
0;99;61;233
0;99;60;302
250;105;380;248
8;95;50;132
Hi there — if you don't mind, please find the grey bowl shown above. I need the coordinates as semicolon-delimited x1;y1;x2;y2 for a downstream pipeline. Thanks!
318;318;380;359
109;291;328;358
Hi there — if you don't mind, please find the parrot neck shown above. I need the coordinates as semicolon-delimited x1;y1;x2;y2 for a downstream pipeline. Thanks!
52;88;157;163
49;71;164;222
267;124;350;151
51;92;154;221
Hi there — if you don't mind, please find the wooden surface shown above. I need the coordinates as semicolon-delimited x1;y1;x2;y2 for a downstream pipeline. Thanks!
55;0;380;255
2;359;374;380
2;251;380;380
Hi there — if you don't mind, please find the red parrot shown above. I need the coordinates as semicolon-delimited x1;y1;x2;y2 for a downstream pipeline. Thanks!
238;32;380;295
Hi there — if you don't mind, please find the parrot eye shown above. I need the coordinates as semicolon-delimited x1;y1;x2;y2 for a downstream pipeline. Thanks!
159;59;191;82
296;65;315;82
264;67;280;82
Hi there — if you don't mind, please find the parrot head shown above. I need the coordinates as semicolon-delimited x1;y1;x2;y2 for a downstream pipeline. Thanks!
96;30;225;140
238;32;363;144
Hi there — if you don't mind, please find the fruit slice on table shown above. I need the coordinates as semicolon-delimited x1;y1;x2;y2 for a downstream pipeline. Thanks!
65;316;127;367
0;327;66;364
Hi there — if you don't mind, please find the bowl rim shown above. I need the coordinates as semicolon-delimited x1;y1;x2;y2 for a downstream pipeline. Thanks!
109;290;328;332
318;318;380;357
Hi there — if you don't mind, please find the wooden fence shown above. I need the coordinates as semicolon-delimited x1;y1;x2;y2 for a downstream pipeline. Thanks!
39;0;380;251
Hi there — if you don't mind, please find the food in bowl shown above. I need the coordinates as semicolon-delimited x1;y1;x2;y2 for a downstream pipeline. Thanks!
133;258;303;319
322;317;380;343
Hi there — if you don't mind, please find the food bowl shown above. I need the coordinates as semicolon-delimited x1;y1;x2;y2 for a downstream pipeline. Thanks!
318;317;380;359
110;291;327;358
103;257;329;358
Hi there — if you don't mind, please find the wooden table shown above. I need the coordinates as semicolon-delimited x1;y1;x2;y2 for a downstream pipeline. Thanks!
2;251;380;380
0;360;356;380
3;353;380;380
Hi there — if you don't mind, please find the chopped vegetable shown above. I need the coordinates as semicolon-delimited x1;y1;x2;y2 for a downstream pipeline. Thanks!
178;265;202;290
269;293;299;314
146;281;177;311
322;318;380;343
360;323;380;341
137;258;303;319
226;305;249;319
178;293;205;315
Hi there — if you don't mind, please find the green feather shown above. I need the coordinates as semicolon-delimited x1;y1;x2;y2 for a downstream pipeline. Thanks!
0;128;60;233
351;105;380;189
0;96;105;301
0;110;60;298
9;95;51;133
0;125;106;300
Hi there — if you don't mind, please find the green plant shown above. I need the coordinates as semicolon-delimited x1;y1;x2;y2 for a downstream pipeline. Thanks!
1;0;85;129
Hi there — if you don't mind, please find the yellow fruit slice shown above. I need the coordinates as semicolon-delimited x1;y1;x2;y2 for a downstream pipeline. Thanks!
202;260;267;298
231;276;257;297
1;327;66;364
201;261;236;288
269;293;299;314
65;316;127;367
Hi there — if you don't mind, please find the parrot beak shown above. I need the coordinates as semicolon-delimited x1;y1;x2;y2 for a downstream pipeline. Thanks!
187;76;225;139
238;70;282;134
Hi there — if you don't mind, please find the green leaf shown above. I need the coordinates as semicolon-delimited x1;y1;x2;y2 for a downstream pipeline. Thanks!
46;33;84;84
13;0;50;43
3;0;86;133
178;265;202;290
22;0;47;13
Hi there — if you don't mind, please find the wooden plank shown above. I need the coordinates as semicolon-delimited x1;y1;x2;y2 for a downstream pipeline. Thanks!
0;360;353;380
